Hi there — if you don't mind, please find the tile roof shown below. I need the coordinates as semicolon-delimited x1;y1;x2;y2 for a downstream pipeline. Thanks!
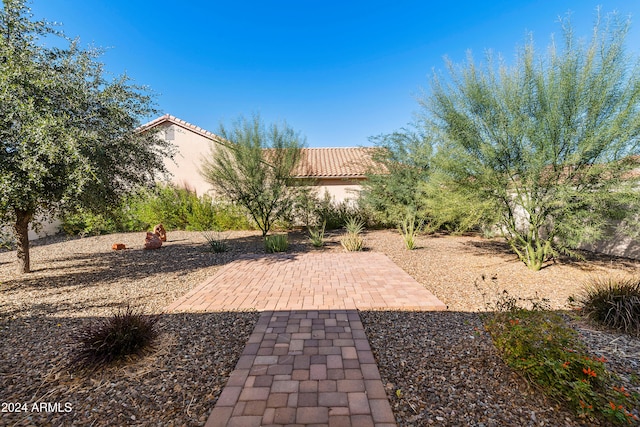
294;148;377;178
140;115;380;178
138;114;225;143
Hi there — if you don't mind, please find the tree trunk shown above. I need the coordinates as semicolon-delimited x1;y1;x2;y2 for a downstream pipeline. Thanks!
14;209;32;274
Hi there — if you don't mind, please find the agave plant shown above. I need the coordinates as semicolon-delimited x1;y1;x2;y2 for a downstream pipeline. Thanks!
265;234;289;253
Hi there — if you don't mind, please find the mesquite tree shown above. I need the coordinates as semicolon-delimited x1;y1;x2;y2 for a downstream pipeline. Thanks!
0;0;174;273
200;115;304;236
425;12;640;270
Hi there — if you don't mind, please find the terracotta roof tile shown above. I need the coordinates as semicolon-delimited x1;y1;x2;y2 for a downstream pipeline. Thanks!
293;148;377;178
138;114;225;143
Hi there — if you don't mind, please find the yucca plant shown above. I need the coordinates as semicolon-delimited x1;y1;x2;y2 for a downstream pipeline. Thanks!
399;213;424;250
70;305;160;371
341;216;365;251
202;231;229;253
265;234;288;253
340;232;364;251
579;277;640;336
308;221;326;248
344;216;365;235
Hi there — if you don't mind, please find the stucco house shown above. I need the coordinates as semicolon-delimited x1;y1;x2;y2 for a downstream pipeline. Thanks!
141;114;377;204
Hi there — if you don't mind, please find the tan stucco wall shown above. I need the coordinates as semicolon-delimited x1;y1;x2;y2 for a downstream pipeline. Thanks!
579;220;640;260
1;216;61;242
311;178;365;204
160;123;221;196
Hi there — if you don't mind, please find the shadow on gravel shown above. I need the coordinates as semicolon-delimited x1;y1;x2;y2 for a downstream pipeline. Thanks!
461;239;640;273
0;310;260;427
0;231;324;292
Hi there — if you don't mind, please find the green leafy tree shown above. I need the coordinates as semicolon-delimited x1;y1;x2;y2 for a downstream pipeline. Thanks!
0;1;174;273
360;127;433;226
200;115;304;236
425;12;640;270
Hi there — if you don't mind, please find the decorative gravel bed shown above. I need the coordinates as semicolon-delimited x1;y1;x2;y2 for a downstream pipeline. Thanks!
1;229;639;426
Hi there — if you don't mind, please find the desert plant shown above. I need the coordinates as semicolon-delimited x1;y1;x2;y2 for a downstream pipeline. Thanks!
482;287;639;424
265;234;288;253
70;305;160;371
308;221;326;248
202;231;230;253
200;114;304;236
426;12;640;270
360;127;433;227
340;232;364;252
579;277;640;337
344;216;365;235
314;191;364;230
399;213;424;250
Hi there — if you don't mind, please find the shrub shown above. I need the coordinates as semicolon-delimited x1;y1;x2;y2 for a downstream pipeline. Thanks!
70;305;159;371
202;231;229;253
483;288;639;425
315;191;363;230
308;221;326;248
60;183;253;235
60;208;132;236
265;234;288;253
579;277;640;337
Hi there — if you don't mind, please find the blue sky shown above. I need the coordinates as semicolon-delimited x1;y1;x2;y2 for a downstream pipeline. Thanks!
23;1;640;147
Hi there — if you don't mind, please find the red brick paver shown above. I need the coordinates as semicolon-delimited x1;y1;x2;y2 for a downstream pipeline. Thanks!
167;252;446;312
167;252;446;426
205;310;398;427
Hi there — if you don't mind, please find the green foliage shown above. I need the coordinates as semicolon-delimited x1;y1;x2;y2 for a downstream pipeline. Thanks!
399;212;424;250
308;221;326;248
200;114;305;236
0;228;16;250
60;183;252;234
360;128;433;227
70;305;159;371
424;12;640;270
579;277;640;337
0;1;174;273
344;216;365;235
202;231;229;253
421;176;498;234
314;191;363;230
483;290;639;424
265;234;288;253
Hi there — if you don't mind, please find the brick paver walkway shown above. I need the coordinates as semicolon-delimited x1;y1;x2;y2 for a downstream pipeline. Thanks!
167;252;446;426
205;310;396;427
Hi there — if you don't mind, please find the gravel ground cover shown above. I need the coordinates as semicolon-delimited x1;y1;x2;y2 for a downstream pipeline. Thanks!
1;229;639;426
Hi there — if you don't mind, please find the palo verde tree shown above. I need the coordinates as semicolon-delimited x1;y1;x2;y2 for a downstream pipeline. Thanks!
425;12;640;270
360;126;433;227
0;0;175;273
200;114;305;236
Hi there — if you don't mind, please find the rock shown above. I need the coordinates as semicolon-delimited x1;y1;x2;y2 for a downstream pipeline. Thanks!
112;243;126;250
153;223;167;242
144;232;162;250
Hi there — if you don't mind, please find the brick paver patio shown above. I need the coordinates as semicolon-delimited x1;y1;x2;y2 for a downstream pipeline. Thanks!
167;252;446;426
167;252;446;312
